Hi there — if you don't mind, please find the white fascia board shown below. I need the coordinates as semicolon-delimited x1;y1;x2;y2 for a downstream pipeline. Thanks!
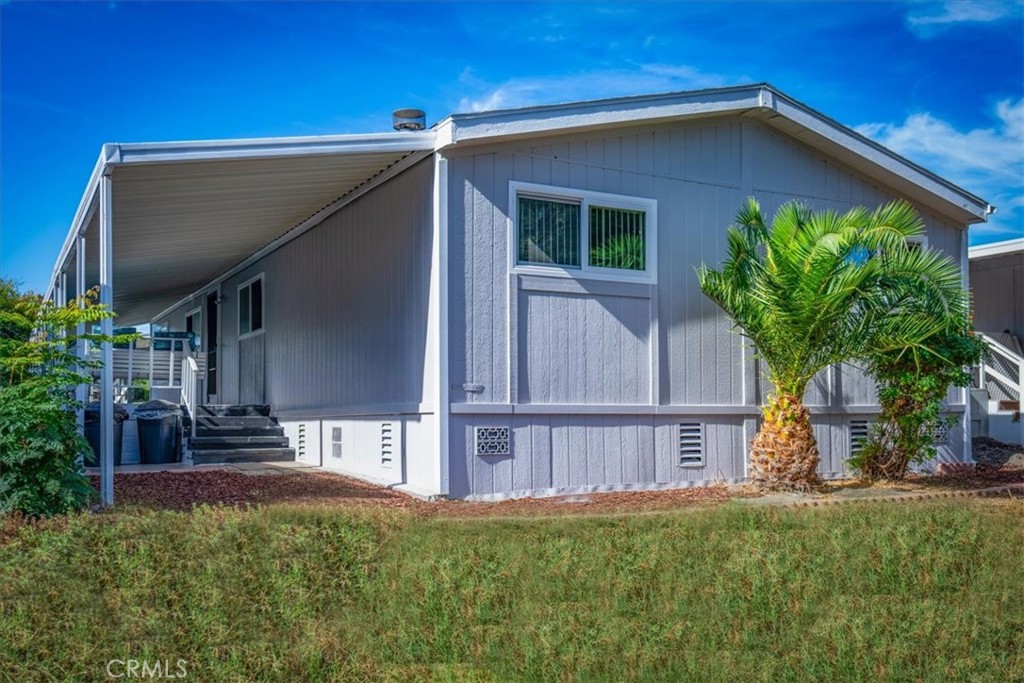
444;85;765;146
968;237;1024;260
45;146;114;299
116;131;436;165
766;91;992;223
437;83;992;225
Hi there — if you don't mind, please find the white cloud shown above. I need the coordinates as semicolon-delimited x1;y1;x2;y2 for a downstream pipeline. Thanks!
856;100;1024;241
906;0;1021;34
455;64;737;113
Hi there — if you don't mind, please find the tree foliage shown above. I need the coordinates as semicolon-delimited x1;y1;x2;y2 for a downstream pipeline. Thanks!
0;279;124;516
698;198;968;490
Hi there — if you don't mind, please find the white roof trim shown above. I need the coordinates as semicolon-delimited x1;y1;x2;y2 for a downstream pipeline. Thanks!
969;237;1024;260
436;83;992;224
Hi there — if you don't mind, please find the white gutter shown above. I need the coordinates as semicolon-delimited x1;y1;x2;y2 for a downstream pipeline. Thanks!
968;236;1024;260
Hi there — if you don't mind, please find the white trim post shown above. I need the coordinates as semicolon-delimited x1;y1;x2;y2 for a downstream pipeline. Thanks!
99;170;114;506
431;153;450;495
76;235;87;432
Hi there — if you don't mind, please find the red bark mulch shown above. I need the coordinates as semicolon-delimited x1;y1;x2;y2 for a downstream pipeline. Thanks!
87;470;756;517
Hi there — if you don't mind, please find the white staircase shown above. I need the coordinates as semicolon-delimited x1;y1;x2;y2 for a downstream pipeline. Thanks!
974;332;1023;445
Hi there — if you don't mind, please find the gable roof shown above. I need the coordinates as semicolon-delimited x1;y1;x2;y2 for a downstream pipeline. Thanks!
435;83;993;226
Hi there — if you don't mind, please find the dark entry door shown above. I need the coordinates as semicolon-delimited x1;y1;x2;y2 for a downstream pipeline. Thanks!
206;292;218;400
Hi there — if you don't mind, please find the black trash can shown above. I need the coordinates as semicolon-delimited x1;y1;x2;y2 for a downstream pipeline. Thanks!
135;400;182;465
84;403;129;467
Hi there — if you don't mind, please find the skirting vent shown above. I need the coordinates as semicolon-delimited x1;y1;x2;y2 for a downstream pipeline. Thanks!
678;423;704;467
929;420;950;445
850;420;870;455
297;423;308;461
475;427;510;456
380;422;394;468
331;426;342;460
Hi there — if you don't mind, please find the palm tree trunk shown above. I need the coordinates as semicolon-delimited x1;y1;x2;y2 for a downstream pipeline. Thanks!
749;394;821;491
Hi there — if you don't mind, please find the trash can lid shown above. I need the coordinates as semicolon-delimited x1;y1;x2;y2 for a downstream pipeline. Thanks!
84;402;129;421
135;399;182;415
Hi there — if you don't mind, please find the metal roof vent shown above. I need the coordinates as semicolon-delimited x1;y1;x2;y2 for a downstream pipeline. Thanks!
392;108;426;132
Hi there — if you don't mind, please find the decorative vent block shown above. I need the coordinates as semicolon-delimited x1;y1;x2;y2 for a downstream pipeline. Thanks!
678;423;704;467
380;422;394;468
929;421;950;445
475;427;510;456
850;420;870;454
331;426;342;460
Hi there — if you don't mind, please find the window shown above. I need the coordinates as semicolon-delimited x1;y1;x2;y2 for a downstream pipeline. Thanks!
511;182;656;282
238;275;264;337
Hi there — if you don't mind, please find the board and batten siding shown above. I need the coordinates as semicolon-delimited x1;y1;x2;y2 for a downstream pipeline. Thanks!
970;251;1024;341
161;157;441;494
446;116;970;499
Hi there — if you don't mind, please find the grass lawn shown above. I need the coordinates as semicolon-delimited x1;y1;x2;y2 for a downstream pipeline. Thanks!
2;498;1022;682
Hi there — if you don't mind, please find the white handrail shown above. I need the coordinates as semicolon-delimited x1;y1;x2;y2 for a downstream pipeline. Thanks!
181;355;199;440
977;332;1023;403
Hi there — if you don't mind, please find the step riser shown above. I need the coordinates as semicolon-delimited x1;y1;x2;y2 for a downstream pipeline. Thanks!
194;428;285;438
197;405;271;418
196;416;279;429
190;437;290;450
191;449;296;465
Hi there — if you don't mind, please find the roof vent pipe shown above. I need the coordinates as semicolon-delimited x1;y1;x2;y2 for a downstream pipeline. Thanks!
392;108;426;132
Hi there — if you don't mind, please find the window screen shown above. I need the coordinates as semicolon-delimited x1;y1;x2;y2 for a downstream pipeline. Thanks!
589;205;646;271
517;196;581;267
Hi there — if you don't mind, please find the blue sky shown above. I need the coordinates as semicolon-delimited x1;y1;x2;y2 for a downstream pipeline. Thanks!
2;0;1022;293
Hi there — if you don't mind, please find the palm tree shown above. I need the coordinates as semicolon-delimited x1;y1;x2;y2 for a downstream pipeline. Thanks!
698;198;965;490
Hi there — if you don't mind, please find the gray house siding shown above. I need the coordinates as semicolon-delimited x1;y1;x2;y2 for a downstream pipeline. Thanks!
446;116;969;499
971;251;1024;340
160;157;441;493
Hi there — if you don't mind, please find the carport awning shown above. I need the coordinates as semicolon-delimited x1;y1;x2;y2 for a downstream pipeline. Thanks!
49;132;436;324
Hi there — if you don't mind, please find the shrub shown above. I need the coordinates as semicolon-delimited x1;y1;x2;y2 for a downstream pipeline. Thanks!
0;279;125;516
854;319;986;480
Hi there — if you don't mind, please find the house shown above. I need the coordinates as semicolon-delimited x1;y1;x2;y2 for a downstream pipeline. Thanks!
45;84;995;503
968;238;1024;445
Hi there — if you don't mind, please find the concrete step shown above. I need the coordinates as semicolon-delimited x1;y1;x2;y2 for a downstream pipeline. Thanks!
195;415;279;429
197;404;271;418
191;448;296;465
194;425;285;438
189;435;290;450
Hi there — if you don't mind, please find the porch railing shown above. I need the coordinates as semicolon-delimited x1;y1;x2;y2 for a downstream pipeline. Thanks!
977;332;1023;407
181;355;199;440
88;335;206;404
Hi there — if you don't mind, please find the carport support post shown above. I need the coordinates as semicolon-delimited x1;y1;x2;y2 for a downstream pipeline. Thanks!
76;235;87;433
99;169;114;507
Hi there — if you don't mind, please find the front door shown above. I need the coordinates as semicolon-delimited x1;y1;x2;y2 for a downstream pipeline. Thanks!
206;292;218;402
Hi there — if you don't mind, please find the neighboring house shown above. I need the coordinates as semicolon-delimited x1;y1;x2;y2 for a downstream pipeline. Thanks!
969;238;1024;445
47;84;994;501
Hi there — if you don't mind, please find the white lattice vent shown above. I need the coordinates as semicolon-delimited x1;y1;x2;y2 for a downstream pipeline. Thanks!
929;421;950;445
331;426;342;460
678;423;704;467
475;427;510;456
850;420;870;454
380;422;394;468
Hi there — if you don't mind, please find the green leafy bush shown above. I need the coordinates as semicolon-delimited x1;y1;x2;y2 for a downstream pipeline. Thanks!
854;317;987;480
0;279;125;516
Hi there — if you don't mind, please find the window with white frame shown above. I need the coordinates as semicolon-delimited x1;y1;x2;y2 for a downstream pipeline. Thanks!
238;275;264;337
511;182;656;281
185;308;202;350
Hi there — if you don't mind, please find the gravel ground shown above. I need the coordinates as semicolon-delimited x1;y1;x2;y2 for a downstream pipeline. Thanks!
86;450;1024;518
